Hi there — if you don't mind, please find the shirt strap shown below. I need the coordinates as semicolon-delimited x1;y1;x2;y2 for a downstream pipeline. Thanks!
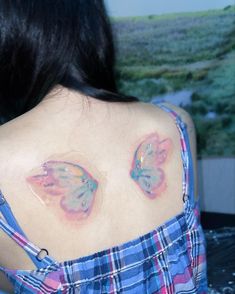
0;190;55;268
150;101;195;209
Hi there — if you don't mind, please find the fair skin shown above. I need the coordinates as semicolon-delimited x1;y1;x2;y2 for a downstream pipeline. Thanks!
0;85;198;292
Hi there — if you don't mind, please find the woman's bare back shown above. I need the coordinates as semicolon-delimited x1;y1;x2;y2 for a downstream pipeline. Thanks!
0;89;197;291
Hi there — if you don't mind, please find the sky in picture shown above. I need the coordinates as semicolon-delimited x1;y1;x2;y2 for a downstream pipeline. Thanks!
105;0;235;17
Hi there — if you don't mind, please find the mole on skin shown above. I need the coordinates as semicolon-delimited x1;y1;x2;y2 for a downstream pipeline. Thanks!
26;160;98;221
130;132;172;199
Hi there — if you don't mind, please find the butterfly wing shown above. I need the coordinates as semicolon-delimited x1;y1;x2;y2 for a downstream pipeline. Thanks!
26;160;98;218
130;133;171;198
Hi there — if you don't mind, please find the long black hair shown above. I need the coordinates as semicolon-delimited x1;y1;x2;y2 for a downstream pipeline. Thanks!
0;0;139;124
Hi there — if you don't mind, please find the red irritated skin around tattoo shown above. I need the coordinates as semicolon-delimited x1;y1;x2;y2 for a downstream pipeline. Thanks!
26;160;99;222
130;132;172;199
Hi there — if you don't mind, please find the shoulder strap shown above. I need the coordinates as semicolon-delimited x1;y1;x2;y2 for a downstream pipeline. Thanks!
0;190;55;268
150;101;195;208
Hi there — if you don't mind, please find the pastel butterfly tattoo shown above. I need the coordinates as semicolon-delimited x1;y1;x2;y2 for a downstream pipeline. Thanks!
130;133;172;199
26;160;98;220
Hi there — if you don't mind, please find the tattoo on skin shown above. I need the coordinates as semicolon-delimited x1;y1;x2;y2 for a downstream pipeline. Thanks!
26;160;98;221
25;133;171;223
130;132;172;199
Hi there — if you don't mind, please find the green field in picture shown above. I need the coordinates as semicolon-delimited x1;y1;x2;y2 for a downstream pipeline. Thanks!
113;6;235;157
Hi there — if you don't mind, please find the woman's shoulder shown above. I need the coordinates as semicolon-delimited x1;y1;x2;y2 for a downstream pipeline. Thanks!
137;101;196;140
134;101;194;124
141;101;195;129
139;101;198;197
160;102;196;133
154;102;197;157
136;101;196;144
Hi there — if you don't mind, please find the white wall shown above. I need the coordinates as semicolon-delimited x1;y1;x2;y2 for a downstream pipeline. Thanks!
105;0;235;17
198;158;235;214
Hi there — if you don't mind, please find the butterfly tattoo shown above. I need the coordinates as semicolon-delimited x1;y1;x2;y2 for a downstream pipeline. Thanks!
130;133;172;199
26;133;171;222
26;160;98;220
